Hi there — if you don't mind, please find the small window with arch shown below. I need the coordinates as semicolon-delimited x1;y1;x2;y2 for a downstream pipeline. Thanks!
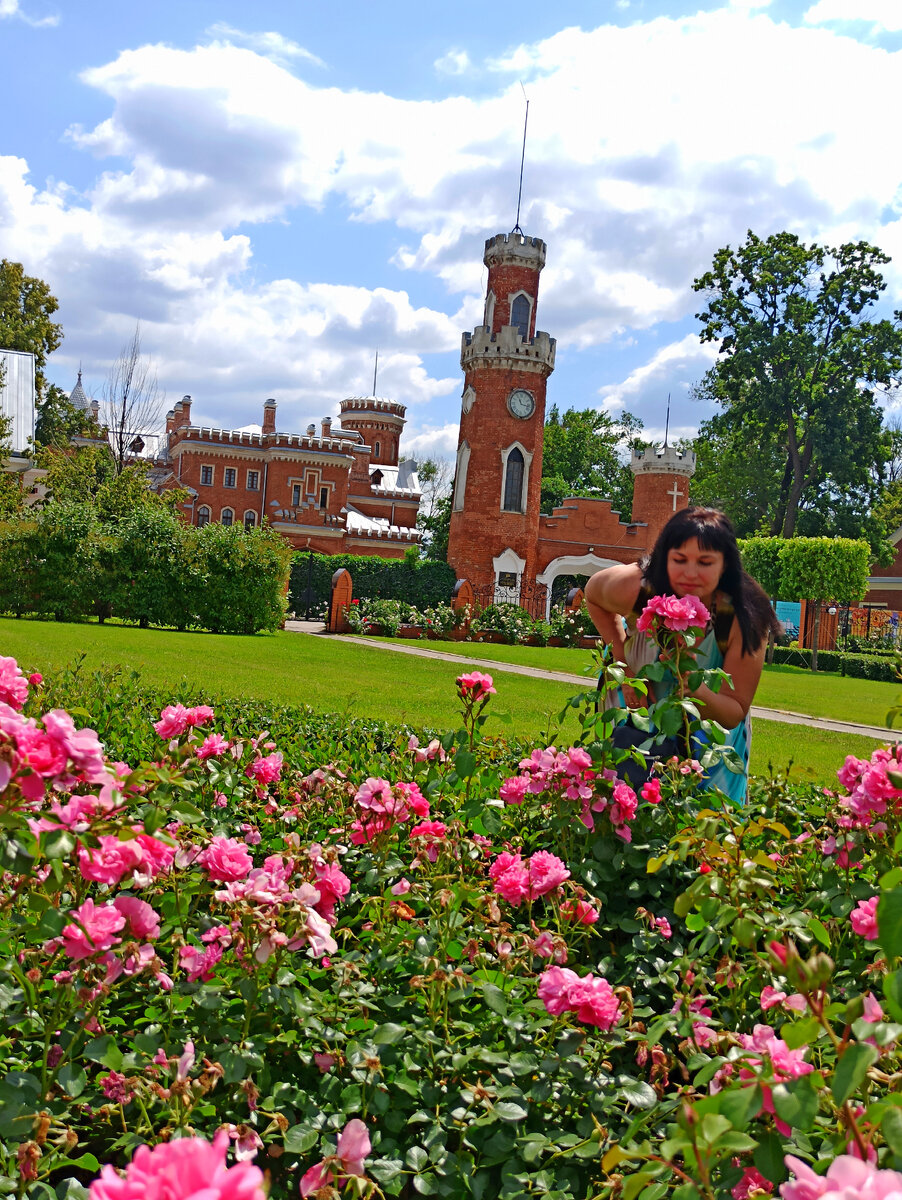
502;448;525;512
511;294;531;339
221;508;234;527
244;510;257;530
197;505;210;528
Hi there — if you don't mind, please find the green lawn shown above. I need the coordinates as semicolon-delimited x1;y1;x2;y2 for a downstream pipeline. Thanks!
367;635;897;727
1;618;888;784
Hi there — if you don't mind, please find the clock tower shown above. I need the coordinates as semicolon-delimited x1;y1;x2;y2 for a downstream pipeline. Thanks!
446;231;556;599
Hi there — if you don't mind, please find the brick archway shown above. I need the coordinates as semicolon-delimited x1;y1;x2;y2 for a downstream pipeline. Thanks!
536;554;622;619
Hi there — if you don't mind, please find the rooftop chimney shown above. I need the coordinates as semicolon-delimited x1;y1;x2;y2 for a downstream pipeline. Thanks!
321;416;332;437
263;399;277;435
179;396;192;427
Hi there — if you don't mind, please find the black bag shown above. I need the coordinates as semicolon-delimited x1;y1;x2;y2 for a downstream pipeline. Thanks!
610;718;687;790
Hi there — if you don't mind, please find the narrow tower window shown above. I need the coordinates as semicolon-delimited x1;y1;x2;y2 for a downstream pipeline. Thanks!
503;448;525;512
511;294;531;339
452;442;471;512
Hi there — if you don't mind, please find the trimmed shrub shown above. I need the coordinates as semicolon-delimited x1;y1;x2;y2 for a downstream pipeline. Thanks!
770;645;898;681
289;552;455;611
192;522;293;634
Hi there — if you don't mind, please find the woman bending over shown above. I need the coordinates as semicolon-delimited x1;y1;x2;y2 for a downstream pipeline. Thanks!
584;507;779;802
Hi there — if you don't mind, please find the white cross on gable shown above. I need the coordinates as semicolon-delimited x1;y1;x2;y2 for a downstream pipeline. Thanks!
668;481;683;511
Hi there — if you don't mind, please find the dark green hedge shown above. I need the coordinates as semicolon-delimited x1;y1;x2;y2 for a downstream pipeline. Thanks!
289;552;455;612
0;505;293;634
771;646;898;681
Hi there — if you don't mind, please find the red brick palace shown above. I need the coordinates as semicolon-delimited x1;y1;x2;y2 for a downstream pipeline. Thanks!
155;395;421;557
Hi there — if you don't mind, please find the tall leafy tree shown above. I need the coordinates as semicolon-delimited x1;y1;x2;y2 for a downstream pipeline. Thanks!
0;260;63;397
540;405;643;516
693;231;902;548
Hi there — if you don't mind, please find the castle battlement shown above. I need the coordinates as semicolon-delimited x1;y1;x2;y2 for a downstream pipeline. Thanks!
460;325;556;374
340;396;406;420
630;445;696;478
484;232;547;271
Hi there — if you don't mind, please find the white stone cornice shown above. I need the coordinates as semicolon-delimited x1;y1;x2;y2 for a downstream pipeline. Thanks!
461;325;555;375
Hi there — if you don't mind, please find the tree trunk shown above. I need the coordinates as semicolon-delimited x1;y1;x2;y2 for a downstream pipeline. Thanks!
811;600;820;672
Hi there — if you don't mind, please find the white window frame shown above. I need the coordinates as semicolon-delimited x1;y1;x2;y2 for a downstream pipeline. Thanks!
499;441;533;513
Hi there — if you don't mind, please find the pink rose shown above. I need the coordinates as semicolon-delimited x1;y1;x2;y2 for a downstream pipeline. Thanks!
528;851;570;897
199;837;254;882
88;1131;264;1200
300;1119;371;1197
245;752;283;785
456;671;496;702
566;974;622;1030
0;657;29;710
636;593;710;634
781;1154;902;1200
391;878;411;895
153;704;191;740
850;896;879;941
538;965;581;1015
112;897;161;941
196;733;229;760
641;778;662;804
60;899;126;961
732;1167;773;1199
560;899;600;925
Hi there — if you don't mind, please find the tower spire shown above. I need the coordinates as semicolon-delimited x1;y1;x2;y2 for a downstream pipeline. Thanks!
513;86;529;234
664;392;671;448
372;350;378;397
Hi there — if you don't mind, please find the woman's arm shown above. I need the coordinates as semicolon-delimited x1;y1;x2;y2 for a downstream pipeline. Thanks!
584;564;643;664
685;619;765;729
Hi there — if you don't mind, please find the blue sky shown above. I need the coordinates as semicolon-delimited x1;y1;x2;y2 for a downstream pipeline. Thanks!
3;0;902;458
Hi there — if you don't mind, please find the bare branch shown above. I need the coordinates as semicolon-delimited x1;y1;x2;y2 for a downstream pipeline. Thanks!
100;324;166;474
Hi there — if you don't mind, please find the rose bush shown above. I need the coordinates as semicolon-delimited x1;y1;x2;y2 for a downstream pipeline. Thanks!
0;645;900;1199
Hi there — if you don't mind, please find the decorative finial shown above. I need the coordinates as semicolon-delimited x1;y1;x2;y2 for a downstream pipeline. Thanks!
512;84;530;235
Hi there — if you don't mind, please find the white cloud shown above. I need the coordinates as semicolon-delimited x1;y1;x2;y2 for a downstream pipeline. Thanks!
402;423;461;458
434;49;472;75
597;335;718;422
6;8;902;440
205;24;326;69
804;0;902;29
0;0;57;26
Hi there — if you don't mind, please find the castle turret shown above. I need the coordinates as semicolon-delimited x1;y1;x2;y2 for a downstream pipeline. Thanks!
629;445;696;542
339;397;406;466
447;231;556;597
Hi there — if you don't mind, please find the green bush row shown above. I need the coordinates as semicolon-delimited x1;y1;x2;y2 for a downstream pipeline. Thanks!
0;504;292;634
771;644;899;681
288;551;455;611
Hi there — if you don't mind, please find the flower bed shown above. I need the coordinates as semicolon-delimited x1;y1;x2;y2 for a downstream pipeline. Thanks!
1;635;902;1199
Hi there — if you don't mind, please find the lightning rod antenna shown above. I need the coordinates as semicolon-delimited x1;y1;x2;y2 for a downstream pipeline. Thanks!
372;350;378;397
513;84;529;234
664;393;671;449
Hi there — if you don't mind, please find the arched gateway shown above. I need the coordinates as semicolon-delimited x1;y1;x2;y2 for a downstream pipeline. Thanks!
536;555;621;620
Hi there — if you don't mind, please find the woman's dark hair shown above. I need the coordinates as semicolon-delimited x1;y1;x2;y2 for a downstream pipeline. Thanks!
641;507;780;655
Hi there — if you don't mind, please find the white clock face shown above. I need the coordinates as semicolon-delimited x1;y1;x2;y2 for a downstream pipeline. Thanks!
508;389;535;419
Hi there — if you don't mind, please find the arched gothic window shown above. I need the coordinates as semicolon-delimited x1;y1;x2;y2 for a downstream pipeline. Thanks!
452;441;471;512
484;290;495;330
244;510;257;530
511;294;531;339
197;505;210;528
375;440;381;459
221;508;234;527
502;448;525;512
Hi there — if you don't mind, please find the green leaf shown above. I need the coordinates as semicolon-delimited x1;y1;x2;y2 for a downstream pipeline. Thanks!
884;970;902;1023
493;1101;528;1122
878;889;902;962
454;750;477;779
83;1037;122;1070
831;1042;878;1107
771;1075;818;1131
169;800;204;823
882;1107;902;1157
618;1077;657;1109
753;1131;788;1185
781;1017;820;1049
807;916;831;948
373;1023;407;1045
481;983;508;1016
57;1065;87;1098
283;1125;319;1154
